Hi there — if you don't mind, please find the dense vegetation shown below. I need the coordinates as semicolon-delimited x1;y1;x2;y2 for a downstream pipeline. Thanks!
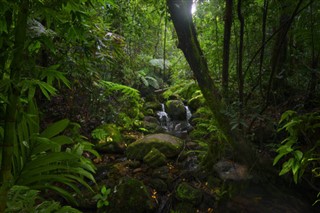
0;0;319;212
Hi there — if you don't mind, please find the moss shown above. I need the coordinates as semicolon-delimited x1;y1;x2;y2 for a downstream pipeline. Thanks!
106;178;154;213
143;148;167;168
165;100;186;120
126;134;183;160
175;182;203;205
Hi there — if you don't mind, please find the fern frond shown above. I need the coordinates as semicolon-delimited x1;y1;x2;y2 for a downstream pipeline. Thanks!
99;80;140;100
145;76;160;89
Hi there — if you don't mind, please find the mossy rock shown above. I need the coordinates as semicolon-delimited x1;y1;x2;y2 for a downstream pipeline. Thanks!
173;202;197;213
175;182;203;205
187;90;205;112
144;101;162;111
149;178;168;192
165;100;186;120
126;133;183;160
95;141;126;154
143;148;167;168
106;178;154;213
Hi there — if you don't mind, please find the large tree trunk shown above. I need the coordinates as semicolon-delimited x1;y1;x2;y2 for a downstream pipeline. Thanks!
237;0;244;117
222;0;233;99
167;0;231;139
167;0;256;166
266;0;303;105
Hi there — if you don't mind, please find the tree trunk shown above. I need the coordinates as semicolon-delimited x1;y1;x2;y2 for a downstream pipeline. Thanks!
237;0;244;116
222;0;233;99
306;2;319;108
259;0;268;97
166;0;231;139
167;0;257;166
0;1;29;211
266;0;303;105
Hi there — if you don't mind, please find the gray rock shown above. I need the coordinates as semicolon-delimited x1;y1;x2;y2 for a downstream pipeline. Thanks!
214;160;251;181
143;147;167;168
126;133;183;160
175;182;203;205
166;100;186;120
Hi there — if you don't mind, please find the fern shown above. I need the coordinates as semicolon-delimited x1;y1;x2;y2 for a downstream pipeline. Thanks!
6;185;81;213
99;80;140;100
137;70;160;89
11;100;97;205
163;80;198;100
145;76;160;89
98;80;144;130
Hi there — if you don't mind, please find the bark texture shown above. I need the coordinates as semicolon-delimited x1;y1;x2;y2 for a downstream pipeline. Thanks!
222;0;233;98
167;0;257;167
167;0;231;139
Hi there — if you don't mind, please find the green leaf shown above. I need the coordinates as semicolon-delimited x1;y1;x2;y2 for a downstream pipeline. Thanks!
101;186;107;194
37;81;57;100
279;110;296;124
145;76;160;89
279;158;294;176
51;135;74;146
293;150;303;161
40;119;70;138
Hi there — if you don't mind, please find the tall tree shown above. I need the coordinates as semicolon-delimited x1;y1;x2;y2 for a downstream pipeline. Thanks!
166;0;230;140
166;0;257;166
222;0;233;98
237;0;245;115
266;0;303;104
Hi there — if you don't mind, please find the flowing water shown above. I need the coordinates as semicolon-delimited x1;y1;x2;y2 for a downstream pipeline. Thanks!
157;103;192;133
157;103;170;130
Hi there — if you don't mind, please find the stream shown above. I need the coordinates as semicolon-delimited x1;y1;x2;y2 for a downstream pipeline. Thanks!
79;101;318;213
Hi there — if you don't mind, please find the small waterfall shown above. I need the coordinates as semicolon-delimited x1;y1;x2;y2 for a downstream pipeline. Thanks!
185;106;192;122
156;103;192;134
157;103;169;130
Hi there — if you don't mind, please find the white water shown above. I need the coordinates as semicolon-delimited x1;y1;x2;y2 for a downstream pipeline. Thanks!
185;106;192;122
157;103;193;132
157;103;170;130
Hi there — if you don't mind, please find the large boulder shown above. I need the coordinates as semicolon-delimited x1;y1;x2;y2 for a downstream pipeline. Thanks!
106;177;155;213
166;100;186;120
126;133;183;160
175;182;203;205
143;148;167;168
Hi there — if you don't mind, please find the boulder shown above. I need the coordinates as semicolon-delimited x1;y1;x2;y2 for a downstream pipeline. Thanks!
175;182;203;205
126;133;183;160
106;177;154;213
214;160;251;181
143;148;167;168
143;116;163;133
166;100;186;120
144;101;162;112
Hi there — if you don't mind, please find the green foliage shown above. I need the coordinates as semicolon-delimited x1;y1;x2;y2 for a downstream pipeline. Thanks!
273;110;320;185
98;80;143;130
99;80;140;99
137;70;160;89
13;117;97;205
6;185;81;213
91;124;122;143
93;186;111;209
149;58;170;70
163;80;199;100
190;107;230;169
